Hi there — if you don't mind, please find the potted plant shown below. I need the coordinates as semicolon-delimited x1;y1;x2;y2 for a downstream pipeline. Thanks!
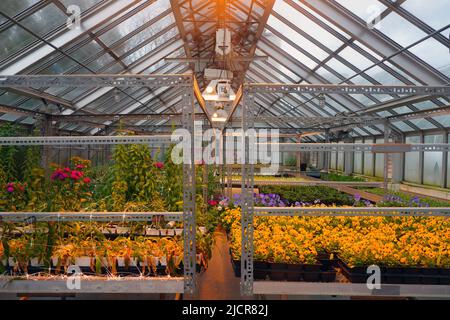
0;241;6;272
7;237;29;274
162;237;183;276
27;232;48;273
133;237;160;275
104;237;138;275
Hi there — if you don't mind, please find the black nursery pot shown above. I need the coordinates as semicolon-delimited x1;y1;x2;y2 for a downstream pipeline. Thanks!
403;266;421;274
440;276;450;285
349;273;368;283
421;267;440;275
254;261;269;280
421;275;440;285
402;274;422;285
320;271;337;282
302;271;321;282
350;266;366;274
254;261;270;270
384;274;403;284
285;263;303;281
384;266;403;274
303;263;322;272
440;268;450;276
269;263;287;281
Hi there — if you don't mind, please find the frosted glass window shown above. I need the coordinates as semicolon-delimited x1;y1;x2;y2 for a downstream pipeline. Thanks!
423;135;443;186
363;139;374;176
337;150;344;171
330;151;337;169
375;138;385;178
353;139;363;174
404;136;421;183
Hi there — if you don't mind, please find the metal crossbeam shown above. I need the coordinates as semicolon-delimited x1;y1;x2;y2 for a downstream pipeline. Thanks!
0;135;174;146
0;212;183;222
0;277;184;294
229;180;383;187
275;143;450;153
0;74;192;88
253;282;450;298
387;105;450;122
254;207;450;217
51;113;207;122
245;83;450;95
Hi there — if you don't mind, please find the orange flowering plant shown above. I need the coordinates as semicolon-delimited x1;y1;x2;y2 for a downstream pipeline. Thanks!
222;207;450;268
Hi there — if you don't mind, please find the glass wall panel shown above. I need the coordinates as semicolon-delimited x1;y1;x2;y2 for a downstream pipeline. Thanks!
353;139;363;174
375;138;385;177
404;136;421;183
423;134;443;186
337;142;344;171
364;138;374;176
330;151;337;170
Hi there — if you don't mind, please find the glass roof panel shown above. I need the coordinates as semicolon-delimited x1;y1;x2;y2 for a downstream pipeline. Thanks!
408;118;437;130
375;11;428;47
432;115;450;127
113;14;175;56
263;33;317;70
0;0;448;135
316;67;342;84
382;61;421;85
266;16;328;61
338;46;374;72
59;0;104;13
392;121;414;132
274;0;345;51
0;91;24;105
21;3;67;37
409;37;450;72
1;0;40;16
365;65;405;85
121;28;178;65
401;0;450;30
353;127;368;136
325;58;356;80
0;114;20;121
335;0;386;22
0;25;37;61
98;0;171;46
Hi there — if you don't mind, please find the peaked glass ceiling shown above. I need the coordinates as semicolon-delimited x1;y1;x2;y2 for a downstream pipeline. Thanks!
0;0;448;139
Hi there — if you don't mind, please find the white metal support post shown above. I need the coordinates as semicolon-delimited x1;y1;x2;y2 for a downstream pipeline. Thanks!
181;82;197;295
241;88;255;296
383;120;391;190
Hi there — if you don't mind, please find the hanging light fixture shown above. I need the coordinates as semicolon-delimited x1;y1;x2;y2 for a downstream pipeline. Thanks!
211;104;227;122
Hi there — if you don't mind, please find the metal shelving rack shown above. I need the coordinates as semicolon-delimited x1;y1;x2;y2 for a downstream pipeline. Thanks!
0;74;197;296
239;83;450;298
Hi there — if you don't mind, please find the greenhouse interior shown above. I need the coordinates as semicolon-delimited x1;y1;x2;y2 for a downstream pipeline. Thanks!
0;0;449;302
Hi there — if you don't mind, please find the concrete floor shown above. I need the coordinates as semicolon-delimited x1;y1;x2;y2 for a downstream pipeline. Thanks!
192;227;253;300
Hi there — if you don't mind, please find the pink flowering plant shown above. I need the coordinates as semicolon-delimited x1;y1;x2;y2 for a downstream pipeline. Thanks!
48;157;93;211
1;181;27;211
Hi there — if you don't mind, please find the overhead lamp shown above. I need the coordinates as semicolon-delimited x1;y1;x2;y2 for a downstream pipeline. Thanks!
206;86;215;94
211;105;227;122
202;79;236;102
317;93;326;108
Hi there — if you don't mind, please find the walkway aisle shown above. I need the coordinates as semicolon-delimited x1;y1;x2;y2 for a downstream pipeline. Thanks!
195;227;253;300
